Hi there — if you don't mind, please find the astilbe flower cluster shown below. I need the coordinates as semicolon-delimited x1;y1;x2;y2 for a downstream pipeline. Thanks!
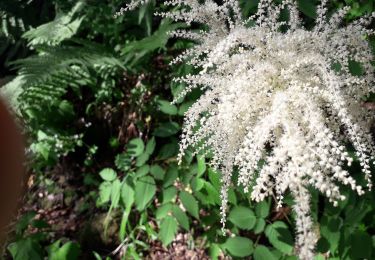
120;0;375;259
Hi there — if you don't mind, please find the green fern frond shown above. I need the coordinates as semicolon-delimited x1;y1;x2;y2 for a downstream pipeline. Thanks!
22;2;85;46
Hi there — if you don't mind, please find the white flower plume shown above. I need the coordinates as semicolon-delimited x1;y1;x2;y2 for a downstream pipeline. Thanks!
120;0;375;259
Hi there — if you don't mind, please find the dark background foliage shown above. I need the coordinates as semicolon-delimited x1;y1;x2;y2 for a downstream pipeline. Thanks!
0;0;374;259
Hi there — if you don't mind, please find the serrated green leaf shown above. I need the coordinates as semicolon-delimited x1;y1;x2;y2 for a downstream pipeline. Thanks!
228;206;256;230
163;165;178;187
255;200;270;218
156;203;173;220
172;205;190;230
145;137;156;155
110;179;122;208
135;176;156;211
136;164;150;177
253;218;266;234
265;221;294;254
224;237;254;257
180;191;199;219
150;164;165;180
8;238;43;260
127;138;145;157
159;216;178;246
121;182;135;208
158;100;178;115
99;168;117;181
136;152;150;166
197;155;206;176
254;245;277;260
153;122;180;137
162;186;177;204
98;182;112;204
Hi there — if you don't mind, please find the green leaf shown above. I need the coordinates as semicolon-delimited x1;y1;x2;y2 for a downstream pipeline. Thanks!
228;206;256;230
121;182;135;208
150;164;165;180
253;218;266;234
297;0;317;18
350;230;372;259
178;101;194;116
135;176;156;211
254;245;277;260
99;168;117;182
223;237;254;257
162;186;177;204
163;165;178;187
265;221;294;254
320;216;342;252
110;179;122;208
98;182;112;204
136;164;150;177
197;155;206;176
172;205;190;230
8;238;43;260
49;241;81;260
158;140;179;159
153;122;180;137
158;216;178;246
191;177;204;192
255;200;270;218
136;152;150;166
115;153;132;171
158;99;178;115
127;138;145;157
145;137;156;155
179;191;199;219
156;203;173;220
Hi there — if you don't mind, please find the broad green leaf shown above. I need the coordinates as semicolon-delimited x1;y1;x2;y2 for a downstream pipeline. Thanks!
254;245;277;260
135;176;156;211
320;216;342;252
153;122;180;137
265;221;294;254
136;164;150;177
178;101;194;116
228;206;256;230
162;186;177;204
255;200;270;218
115;153;132;171
349;230;372;259
110;179;122;208
191;177;204;192
8;238;43;260
179;191;199;219
99;168;117;181
50;242;81;260
163;165;178;187
136;152;150;166
121;182;135;208
98;182;112;204
223;237;254;257
156;203;173;220
157;140;179;159
209;243;222;260
127;138;145;157
253;218;266;234
145;137;156;155
158;216;178;246
158;100;178;115
197;155;206;176
150;164;165;180
172;205;190;230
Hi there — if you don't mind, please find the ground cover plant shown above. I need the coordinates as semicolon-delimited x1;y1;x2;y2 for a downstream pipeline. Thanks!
1;0;375;259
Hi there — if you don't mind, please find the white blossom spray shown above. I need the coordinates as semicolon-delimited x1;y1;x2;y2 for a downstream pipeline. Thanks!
119;0;375;259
